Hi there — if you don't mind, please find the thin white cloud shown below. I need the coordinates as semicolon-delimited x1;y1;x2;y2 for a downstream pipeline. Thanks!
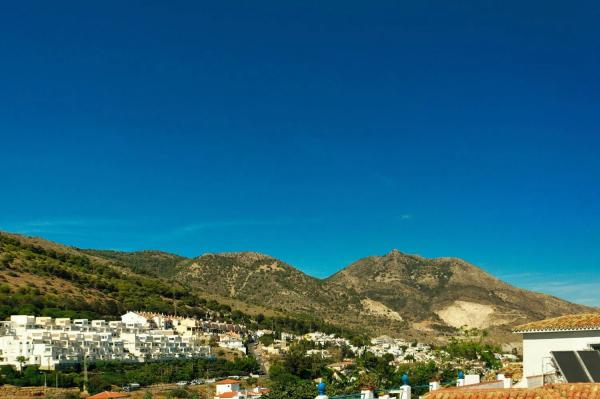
169;219;299;238
499;271;600;307
0;218;128;236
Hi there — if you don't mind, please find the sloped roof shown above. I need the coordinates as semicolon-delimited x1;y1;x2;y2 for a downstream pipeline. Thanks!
513;314;600;333
426;383;600;399
217;391;239;398
88;392;129;399
216;379;241;385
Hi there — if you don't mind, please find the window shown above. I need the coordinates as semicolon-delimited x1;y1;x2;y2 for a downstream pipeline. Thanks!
591;344;600;351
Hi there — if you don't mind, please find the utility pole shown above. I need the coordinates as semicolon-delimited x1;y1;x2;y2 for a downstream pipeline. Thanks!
173;288;177;317
83;352;89;394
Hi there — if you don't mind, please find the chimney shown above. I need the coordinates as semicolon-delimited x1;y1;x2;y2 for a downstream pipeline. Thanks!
361;387;375;399
497;373;513;388
428;382;440;392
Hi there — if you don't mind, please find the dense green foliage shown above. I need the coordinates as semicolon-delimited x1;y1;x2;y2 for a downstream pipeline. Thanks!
444;339;502;368
265;342;448;399
0;233;198;319
0;357;260;394
259;334;275;346
82;249;185;277
264;338;505;399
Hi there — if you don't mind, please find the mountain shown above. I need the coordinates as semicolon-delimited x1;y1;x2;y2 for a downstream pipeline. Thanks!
0;231;594;343
173;252;369;332
324;249;590;342
169;249;592;343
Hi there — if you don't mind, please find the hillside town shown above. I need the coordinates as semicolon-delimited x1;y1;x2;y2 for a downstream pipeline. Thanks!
0;311;236;370
0;310;518;375
0;309;518;372
0;310;599;398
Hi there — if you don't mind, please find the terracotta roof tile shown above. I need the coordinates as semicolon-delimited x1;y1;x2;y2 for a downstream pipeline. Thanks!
427;384;600;399
513;314;600;333
217;392;239;398
216;379;241;385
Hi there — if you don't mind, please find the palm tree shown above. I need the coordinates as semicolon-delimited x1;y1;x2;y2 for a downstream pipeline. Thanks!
16;356;27;373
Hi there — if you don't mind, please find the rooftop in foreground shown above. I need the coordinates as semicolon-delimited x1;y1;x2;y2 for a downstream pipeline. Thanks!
513;313;600;333
426;383;600;399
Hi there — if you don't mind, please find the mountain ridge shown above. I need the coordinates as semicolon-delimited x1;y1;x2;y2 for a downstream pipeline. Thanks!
2;230;596;344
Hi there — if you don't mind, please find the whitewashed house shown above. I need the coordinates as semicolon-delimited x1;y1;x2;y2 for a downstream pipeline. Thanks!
218;334;246;354
215;379;241;396
513;313;600;387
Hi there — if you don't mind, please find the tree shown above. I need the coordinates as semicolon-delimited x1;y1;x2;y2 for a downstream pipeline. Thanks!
16;356;27;373
264;379;316;399
259;334;275;347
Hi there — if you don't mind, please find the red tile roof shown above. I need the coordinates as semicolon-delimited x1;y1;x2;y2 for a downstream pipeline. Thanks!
217;391;239;398
216;379;241;385
88;392;129;399
513;314;600;333
426;383;600;399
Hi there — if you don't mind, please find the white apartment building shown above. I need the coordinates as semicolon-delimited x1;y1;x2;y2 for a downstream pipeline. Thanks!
0;314;211;370
218;334;247;354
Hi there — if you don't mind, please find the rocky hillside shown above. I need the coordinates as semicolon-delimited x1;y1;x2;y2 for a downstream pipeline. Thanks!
0;231;594;343
0;231;269;324
170;249;592;342
174;252;370;331
325;249;590;342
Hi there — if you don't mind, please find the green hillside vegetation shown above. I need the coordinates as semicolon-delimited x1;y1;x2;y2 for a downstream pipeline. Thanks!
0;357;260;394
81;249;186;276
0;232;357;339
0;232;201;320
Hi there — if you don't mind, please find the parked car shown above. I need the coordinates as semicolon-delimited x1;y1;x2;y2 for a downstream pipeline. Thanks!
123;383;141;392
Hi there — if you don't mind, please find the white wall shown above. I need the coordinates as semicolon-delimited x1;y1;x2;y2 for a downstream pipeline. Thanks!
121;312;148;326
216;383;240;395
521;330;600;379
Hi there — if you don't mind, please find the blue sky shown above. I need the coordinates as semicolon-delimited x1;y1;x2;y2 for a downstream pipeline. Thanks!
1;1;599;305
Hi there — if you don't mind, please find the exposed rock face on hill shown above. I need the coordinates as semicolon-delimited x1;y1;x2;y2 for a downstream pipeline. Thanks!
324;250;590;341
175;252;366;327
172;249;593;342
0;231;594;343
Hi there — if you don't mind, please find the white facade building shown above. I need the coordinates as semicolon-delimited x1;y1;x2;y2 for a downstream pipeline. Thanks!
215;379;241;395
214;379;269;399
218;334;247;354
0;313;211;370
513;313;600;387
